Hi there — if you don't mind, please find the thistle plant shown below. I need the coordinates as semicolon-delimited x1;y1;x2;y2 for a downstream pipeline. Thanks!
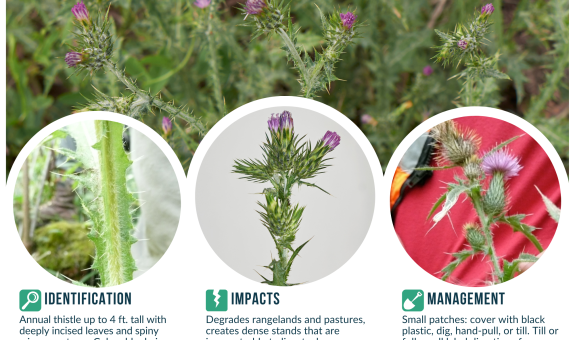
60;120;137;287
421;120;559;285
233;111;341;286
65;1;206;135
241;0;360;98
433;3;510;106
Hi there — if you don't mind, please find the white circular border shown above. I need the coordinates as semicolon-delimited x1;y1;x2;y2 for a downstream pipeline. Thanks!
4;111;187;288
187;96;385;285
381;106;570;286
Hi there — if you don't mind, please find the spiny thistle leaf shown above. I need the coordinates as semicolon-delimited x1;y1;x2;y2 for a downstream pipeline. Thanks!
535;186;561;223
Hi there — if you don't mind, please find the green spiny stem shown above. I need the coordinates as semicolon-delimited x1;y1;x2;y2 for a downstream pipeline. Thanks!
305;41;341;98
277;27;309;84
92;121;137;286
206;0;226;116
470;190;502;283
103;60;207;135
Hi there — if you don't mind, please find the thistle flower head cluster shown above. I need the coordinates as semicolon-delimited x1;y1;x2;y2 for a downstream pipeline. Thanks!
233;111;341;286
323;10;359;58
65;2;113;74
433;4;495;67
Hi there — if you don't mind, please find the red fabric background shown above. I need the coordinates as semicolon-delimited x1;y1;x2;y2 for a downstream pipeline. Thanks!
394;116;562;287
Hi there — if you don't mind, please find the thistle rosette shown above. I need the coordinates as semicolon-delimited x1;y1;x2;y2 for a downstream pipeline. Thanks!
66;1;113;74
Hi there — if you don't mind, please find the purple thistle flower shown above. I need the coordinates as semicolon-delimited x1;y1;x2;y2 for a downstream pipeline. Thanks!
361;114;372;125
481;3;495;16
321;131;341;151
71;1;90;22
162;117;173;135
340;12;356;29
482;149;523;179
268;114;280;132
278;111;293;132
245;0;266;15
65;51;83;67
458;39;468;50
423;65;433;76
194;0;211;8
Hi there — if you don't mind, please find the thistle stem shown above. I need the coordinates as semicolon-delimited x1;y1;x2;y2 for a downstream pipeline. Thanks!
93;120;136;286
305;41;340;98
470;191;502;282
206;0;226;116
103;60;207;135
277;27;309;84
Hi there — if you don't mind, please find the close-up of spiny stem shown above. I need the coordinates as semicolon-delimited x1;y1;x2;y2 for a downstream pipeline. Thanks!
233;111;341;286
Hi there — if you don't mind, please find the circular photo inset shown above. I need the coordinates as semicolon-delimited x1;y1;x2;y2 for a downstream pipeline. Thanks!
390;115;561;287
10;116;182;287
195;105;375;286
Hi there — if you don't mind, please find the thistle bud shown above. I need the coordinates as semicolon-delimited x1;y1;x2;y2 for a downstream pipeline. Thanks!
431;120;480;167
361;114;378;127
194;0;211;8
340;12;356;29
464;223;485;252
481;3;495;16
321;131;341;151
463;156;482;180
458;40;468;50
483;172;506;216
278;110;294;133
245;0;267;15
423;65;433;76
65;51;84;67
162;117;173;136
71;1;90;22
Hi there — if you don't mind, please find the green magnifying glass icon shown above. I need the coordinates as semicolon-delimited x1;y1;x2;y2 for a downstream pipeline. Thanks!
22;291;39;310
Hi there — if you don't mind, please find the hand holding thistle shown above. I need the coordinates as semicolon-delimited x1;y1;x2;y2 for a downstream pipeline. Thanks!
233;111;340;286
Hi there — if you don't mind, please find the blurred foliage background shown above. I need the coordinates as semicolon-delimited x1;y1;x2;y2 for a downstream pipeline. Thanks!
6;0;569;173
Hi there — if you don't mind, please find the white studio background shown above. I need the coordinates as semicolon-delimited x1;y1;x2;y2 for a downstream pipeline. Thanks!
0;103;573;339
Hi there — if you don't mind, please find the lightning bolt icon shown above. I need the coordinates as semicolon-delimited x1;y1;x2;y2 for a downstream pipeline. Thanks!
213;290;221;307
